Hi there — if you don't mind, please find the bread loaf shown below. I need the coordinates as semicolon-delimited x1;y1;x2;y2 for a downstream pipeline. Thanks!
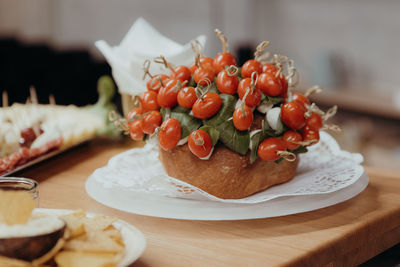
159;143;299;199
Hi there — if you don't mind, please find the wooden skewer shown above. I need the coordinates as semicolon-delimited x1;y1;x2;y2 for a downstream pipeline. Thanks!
49;94;56;105
29;86;41;137
30;86;38;105
2;91;8;107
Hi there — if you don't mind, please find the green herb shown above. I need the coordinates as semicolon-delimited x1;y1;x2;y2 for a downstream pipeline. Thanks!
202;81;218;93
199;125;220;146
171;112;201;138
188;76;196;87
172;105;191;114
203;94;250;155
160;107;170;120
289;145;308;154
160;107;202;138
260;94;283;105
274;157;284;164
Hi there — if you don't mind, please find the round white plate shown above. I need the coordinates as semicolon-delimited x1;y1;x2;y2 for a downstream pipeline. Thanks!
85;172;369;221
35;208;146;266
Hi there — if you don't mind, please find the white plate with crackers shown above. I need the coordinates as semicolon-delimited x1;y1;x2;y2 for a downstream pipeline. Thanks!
37;208;146;267
0;191;146;267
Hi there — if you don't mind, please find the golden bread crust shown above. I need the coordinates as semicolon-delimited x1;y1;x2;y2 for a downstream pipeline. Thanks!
158;143;299;199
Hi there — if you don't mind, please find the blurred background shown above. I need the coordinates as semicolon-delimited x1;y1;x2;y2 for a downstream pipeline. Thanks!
1;0;400;171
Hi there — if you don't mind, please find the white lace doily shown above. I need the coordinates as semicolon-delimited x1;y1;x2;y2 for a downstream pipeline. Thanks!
90;132;364;204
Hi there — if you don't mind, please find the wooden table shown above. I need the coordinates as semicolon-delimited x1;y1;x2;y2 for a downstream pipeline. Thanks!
17;139;400;267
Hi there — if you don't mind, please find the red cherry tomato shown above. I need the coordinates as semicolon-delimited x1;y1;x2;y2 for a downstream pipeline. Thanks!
306;112;323;130
142;110;162;134
237;78;261;107
213;52;237;73
189;64;198;75
192;92;222;119
159;118;181;151
129;120;144;141
146;74;169;93
189;57;214;75
126;107;143;127
216;69;239;94
170;65;191;83
188;129;213;158
233;105;253;131
241;59;262;79
257;72;282;96
262;63;277;73
282;130;302;150
200;57;214;66
281;101;306;130
292;93;310;107
193;65;215;86
177;86;197;108
302;125;320;145
257;137;287;161
157;79;181;108
140;91;159;111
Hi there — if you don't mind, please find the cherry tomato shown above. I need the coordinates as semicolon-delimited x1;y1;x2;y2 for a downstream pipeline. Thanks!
142;110;162;134
126;107;143;127
302;125;320;145
241;59;262;79
188;129;213;158
159;118;181;151
157;79;181;108
200;57;214;66
216;69;239;94
177;86;197;108
257;72;282;96
213;52;237;73
189;64;197;75
233;105;253;131
129;119;144;141
306;112;323;130
282;130;302;150
262;63;277;73
193;65;215;86
146;74;169;93
281;101;306;130
237;78;261;107
192;92;222;119
292;93;310;107
140;91;159;111
170;65;191;83
189;57;214;75
257;137;287;161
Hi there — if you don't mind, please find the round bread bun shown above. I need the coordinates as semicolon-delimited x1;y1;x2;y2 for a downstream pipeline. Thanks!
159;143;299;199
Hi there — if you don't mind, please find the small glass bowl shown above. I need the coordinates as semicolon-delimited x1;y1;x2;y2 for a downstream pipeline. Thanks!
0;177;39;206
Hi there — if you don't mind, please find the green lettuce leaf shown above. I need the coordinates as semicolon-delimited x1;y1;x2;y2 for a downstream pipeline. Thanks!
203;94;250;155
199;125;220;146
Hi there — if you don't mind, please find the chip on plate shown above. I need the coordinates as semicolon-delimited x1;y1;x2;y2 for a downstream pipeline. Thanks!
55;251;120;267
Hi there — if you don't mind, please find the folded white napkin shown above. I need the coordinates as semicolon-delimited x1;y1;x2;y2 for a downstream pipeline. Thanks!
95;17;206;96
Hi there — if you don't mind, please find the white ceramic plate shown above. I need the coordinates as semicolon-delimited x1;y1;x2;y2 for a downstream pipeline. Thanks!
34;208;146;266
85;172;369;221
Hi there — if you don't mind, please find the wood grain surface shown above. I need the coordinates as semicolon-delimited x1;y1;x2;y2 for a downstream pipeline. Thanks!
15;138;400;267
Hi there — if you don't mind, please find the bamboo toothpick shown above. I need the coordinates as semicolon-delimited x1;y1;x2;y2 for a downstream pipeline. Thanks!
2;91;8;107
30;86;38;105
49;94;56;105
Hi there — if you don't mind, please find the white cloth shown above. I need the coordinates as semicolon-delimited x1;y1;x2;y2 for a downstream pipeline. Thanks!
95;17;206;97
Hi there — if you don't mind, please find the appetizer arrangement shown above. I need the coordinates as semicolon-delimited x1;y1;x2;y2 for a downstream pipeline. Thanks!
0;76;119;176
112;30;338;199
0;191;126;266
